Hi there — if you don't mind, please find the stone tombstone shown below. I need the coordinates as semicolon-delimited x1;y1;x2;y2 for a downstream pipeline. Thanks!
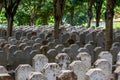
84;44;94;63
94;59;111;80
32;43;41;50
55;44;64;53
61;33;70;44
85;31;94;44
0;66;8;74
62;47;76;60
78;47;89;53
27;40;35;46
0;50;7;66
116;60;120;67
18;43;27;50
15;64;34;80
26;32;32;40
15;31;22;40
69;60;87;80
55;53;70;70
111;47;120;64
117;52;120;61
38;32;45;39
13;50;28;68
86;68;105;80
1;29;7;39
76;52;91;70
43;63;60;80
0;73;13;80
40;45;49;55
24;46;32;54
33;54;48;72
56;70;77;80
46;49;58;62
70;44;79;56
114;66;120;80
30;50;40;64
53;39;61;46
94;47;102;62
27;72;47;80
47;42;55;49
22;38;29;43
35;38;42;43
31;36;37;40
98;51;112;68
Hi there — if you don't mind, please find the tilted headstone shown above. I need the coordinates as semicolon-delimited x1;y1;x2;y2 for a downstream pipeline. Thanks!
76;52;91;70
69;60;87;80
55;53;70;70
15;64;34;80
86;68;105;80
56;70;77;80
27;72;47;80
42;63;60;80
47;49;58;62
55;44;64;53
94;59;112;80
33;54;48;72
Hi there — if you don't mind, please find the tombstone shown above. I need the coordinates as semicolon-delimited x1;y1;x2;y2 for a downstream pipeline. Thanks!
1;29;7;39
26;32;33;40
62;47;76;60
76;52;91;70
70;44;79;56
86;68;105;80
60;33;70;44
69;60;87;80
114;66;120;80
33;54;48;72
94;59;112;80
0;66;8;74
35;38;42;44
0;50;7;66
15;31;22;40
31;36;37;40
55;44;64;53
53;39;61;46
85;31;94;44
24;46;32;54
0;73;13;80
55;53;70;70
27;40;35;46
84;44;94;63
75;41;84;47
98;51;112;68
47;42;55;49
79;31;87;45
15;64;34;80
22;38;29;43
18;43;27;50
56;70;77;80
27;72;47;80
47;49;58;62
38;32;45;40
43;63;60;80
78;47;89;53
13;50;28;68
32;43;41;50
40;45;49;55
94;47;102;62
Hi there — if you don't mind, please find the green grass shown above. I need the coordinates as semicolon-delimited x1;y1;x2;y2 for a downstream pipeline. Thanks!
113;22;120;28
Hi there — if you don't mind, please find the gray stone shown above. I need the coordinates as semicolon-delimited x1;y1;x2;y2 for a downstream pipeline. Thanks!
55;44;64;53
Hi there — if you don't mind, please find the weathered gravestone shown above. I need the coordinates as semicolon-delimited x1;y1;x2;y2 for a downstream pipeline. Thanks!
0;73;13;80
33;54;48;72
15;64;34;80
0;50;7;66
55;53;70;70
69;44;79;57
76;52;91;70
32;43;41;50
27;72;47;80
55;44;64;53
94;59;112;80
35;38;42;44
47;42;55;49
42;63;60;80
86;68;105;80
40;45;49;55
18;43;27;50
0;66;8;74
94;47;102;62
69;60;87;80
114;66;120;80
56;70;77;80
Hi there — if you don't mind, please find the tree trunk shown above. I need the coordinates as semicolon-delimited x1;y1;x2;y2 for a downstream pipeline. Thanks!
29;14;35;26
7;17;13;37
70;6;74;26
105;0;116;51
87;0;94;27
95;1;103;27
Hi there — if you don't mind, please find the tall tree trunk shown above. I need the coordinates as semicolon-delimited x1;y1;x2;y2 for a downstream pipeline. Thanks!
87;0;94;27
29;14;35;26
70;6;74;26
7;16;13;37
95;1;103;27
105;0;116;51
53;0;65;39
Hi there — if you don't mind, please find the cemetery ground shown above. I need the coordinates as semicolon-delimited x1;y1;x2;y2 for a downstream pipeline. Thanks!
0;25;119;80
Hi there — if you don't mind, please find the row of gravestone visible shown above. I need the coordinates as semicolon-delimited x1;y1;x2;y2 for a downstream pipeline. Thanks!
0;51;115;80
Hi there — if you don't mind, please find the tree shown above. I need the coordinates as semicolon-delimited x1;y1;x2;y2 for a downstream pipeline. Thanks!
105;0;116;51
53;0;66;39
0;0;3;12
94;0;103;27
3;0;21;37
87;0;94;27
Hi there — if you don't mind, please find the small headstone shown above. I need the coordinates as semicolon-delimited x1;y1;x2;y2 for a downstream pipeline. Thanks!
43;63;60;80
114;66;120;80
55;53;70;70
94;47;102;62
55;44;64;53
33;54;48;72
0;73;13;80
18;43;27;50
32;43;41;50
0;66;8;74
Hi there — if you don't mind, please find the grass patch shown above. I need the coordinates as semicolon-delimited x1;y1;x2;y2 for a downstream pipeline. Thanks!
113;22;120;28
